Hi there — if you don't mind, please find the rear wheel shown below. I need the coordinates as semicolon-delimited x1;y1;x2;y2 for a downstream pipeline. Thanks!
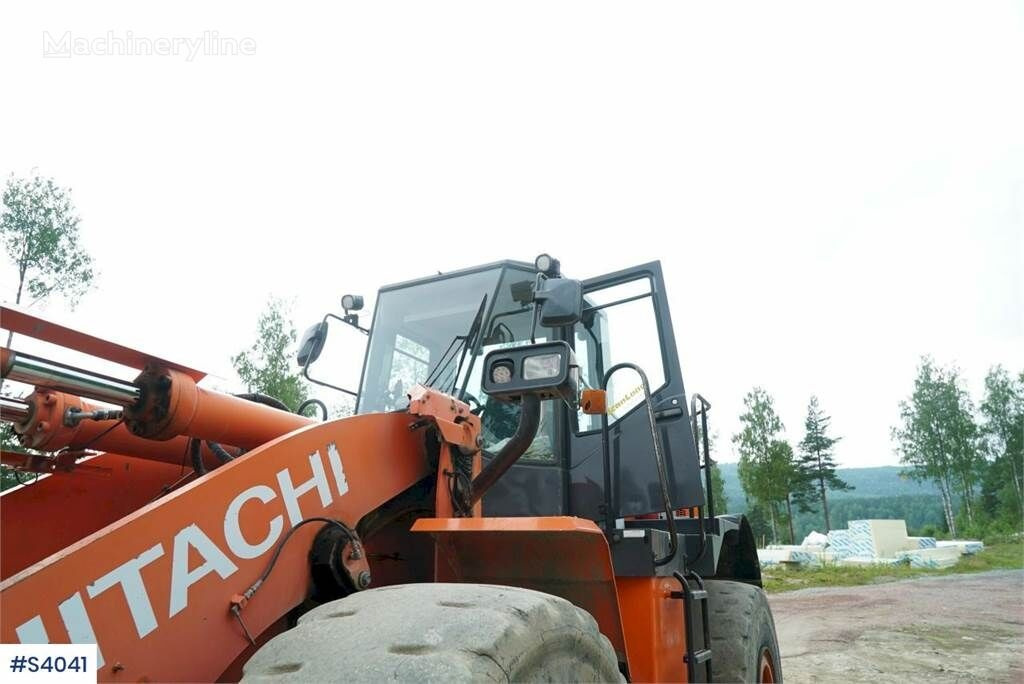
705;579;781;683
242;583;623;682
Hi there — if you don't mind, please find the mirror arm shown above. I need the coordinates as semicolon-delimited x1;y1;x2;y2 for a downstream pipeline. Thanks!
301;361;358;398
465;394;541;508
342;313;370;335
299;313;362;397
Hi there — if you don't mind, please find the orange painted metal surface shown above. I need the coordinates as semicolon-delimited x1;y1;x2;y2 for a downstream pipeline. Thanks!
411;516;628;660
0;304;206;381
124;367;312;447
0;453;188;579
581;388;608;415
407;384;480;452
9;390;229;470
616;576;686;683
0;412;431;682
406;384;482;519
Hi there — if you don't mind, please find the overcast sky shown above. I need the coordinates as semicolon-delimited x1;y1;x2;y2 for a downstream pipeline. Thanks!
2;1;1021;467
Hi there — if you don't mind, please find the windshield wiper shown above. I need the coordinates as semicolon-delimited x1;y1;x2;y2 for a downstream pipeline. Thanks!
422;295;488;396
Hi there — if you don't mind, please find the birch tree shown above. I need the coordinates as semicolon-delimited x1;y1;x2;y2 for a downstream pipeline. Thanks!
893;358;982;535
2;172;95;346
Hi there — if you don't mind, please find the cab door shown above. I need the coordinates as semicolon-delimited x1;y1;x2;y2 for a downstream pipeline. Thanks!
568;261;704;523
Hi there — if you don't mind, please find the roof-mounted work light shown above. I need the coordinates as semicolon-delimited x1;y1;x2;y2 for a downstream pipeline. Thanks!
534;253;561;278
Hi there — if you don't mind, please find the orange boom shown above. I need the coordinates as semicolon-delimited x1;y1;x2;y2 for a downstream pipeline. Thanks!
1;256;779;682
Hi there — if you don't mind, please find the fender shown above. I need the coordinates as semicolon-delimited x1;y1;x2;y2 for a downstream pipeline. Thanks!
711;514;763;586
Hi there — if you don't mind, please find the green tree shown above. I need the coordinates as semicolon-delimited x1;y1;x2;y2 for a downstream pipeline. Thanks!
709;462;728;515
893;358;983;536
693;420;728;514
1;172;94;485
794;396;851;532
978;366;1023;529
232;298;309;411
770;440;805;544
733;388;793;543
1;423;29;490
2;172;95;346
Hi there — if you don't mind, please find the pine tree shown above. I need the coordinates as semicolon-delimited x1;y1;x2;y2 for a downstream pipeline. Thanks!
795;396;851;532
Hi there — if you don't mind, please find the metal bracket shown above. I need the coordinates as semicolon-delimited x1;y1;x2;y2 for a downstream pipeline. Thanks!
406;385;481;454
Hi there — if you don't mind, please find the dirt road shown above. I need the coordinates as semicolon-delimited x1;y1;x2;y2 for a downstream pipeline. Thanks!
768;569;1024;683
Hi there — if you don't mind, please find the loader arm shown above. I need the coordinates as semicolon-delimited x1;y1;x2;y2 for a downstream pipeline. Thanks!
0;305;437;681
0;412;431;681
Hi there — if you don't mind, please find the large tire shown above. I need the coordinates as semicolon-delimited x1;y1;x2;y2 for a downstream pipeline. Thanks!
242;583;624;683
705;580;781;683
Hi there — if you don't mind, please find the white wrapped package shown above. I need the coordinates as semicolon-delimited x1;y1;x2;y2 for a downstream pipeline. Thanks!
898;546;961;568
801;531;829;548
936;540;985;555
908;536;937;549
758;548;794;565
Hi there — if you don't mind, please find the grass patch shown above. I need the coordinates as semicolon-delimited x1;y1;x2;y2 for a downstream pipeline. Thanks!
762;541;1024;594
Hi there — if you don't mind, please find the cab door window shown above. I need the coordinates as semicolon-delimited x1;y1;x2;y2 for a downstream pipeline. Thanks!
574;277;666;432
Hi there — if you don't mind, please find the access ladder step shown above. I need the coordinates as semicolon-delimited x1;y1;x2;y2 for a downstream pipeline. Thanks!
686;649;712;665
689;589;708;601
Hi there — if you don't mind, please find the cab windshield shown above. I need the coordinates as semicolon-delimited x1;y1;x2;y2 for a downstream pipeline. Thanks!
358;264;556;462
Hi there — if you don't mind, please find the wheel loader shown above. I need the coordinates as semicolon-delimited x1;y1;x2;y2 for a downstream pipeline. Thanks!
0;255;780;682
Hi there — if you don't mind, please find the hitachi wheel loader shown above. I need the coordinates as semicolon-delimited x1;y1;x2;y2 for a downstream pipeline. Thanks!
0;255;780;682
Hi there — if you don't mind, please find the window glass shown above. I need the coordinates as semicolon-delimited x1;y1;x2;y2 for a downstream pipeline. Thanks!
460;269;556;463
358;269;501;413
575;277;665;432
384;335;430;402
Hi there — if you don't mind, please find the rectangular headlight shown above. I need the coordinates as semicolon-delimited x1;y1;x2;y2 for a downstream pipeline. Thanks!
523;353;562;380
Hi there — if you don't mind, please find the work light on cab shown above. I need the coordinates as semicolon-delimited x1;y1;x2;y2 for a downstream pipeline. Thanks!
481;340;578;408
522;353;561;380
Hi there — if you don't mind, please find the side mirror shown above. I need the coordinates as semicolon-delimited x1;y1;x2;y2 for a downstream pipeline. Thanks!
481;340;579;408
534;278;583;327
297;322;328;367
298;315;367;397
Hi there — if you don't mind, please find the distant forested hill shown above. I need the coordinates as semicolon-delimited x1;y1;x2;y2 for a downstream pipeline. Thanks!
715;463;947;539
717;463;939;509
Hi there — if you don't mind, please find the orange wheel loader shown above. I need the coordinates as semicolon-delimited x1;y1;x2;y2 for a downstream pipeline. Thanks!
0;256;780;682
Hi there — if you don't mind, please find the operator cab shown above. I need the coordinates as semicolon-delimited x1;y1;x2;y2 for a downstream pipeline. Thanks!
357;261;559;464
300;256;705;524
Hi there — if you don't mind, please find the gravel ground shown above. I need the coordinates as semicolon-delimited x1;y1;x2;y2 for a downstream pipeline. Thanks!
768;569;1024;683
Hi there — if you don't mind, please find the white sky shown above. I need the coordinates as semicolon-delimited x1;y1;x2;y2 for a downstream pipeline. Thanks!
1;1;1021;467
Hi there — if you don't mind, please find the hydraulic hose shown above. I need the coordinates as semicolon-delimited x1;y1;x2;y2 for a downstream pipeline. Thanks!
297;398;329;421
206;441;235;463
235;392;291;412
189;438;206;475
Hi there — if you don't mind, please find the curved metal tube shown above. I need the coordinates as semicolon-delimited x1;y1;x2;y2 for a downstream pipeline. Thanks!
601;362;678;566
467;394;541;508
689;392;713;566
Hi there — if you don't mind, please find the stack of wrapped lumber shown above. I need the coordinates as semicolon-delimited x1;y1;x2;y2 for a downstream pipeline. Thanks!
936;540;984;555
757;518;983;568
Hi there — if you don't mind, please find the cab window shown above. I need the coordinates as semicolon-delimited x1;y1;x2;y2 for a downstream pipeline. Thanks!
574;277;666;432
